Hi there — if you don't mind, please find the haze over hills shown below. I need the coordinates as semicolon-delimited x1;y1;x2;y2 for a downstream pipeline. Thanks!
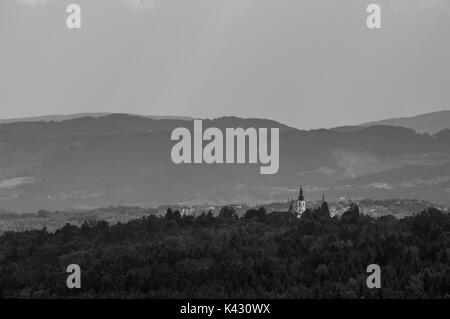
0;113;111;124
0;113;193;124
0;113;449;212
361;110;450;134
2;109;449;133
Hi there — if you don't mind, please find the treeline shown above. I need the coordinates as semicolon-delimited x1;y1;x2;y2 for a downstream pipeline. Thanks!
0;203;449;298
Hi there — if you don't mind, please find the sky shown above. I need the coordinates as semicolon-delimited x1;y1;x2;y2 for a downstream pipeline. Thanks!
1;0;449;129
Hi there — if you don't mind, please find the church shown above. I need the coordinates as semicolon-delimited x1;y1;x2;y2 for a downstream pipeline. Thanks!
289;186;306;218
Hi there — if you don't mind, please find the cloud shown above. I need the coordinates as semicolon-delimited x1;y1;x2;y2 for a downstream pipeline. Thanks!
114;0;162;11
13;0;161;11
381;0;450;13
15;0;52;5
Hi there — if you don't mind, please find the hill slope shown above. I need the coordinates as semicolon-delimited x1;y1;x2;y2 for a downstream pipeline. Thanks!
1;115;450;211
361;110;450;134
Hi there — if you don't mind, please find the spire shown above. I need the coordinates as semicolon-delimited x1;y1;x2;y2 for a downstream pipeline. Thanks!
298;185;304;201
322;193;325;202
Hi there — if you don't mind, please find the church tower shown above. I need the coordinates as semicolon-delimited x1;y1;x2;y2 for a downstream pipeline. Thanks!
296;186;306;217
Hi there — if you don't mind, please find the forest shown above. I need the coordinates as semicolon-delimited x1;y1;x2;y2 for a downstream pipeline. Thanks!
0;202;449;299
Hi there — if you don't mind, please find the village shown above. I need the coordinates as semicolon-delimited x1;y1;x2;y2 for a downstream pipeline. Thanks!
1;189;443;235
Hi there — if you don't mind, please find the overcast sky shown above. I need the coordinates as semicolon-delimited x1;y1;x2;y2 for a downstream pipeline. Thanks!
1;0;449;129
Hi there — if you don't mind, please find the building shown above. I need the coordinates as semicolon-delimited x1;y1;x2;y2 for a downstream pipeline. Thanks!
289;186;306;218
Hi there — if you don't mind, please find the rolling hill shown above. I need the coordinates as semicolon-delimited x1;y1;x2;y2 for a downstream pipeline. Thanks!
0;113;449;211
0;113;193;124
361;110;450;134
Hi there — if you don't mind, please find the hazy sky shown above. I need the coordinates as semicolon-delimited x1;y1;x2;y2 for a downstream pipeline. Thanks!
1;0;450;129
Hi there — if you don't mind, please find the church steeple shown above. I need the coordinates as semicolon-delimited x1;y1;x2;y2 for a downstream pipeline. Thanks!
298;186;304;201
295;185;306;217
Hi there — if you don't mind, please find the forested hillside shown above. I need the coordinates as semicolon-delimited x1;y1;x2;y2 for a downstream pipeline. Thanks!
2;114;450;211
0;204;449;298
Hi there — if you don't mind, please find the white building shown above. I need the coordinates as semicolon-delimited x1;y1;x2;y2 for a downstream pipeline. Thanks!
293;186;306;218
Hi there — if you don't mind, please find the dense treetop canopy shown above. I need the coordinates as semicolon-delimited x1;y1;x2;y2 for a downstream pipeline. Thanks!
0;203;449;298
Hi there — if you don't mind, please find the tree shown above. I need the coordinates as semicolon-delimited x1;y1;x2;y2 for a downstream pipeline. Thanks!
341;203;360;222
244;207;267;222
218;206;238;220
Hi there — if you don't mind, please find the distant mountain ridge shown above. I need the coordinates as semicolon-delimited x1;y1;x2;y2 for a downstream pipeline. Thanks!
2;109;449;134
0;114;294;139
361;110;450;134
0;113;193;124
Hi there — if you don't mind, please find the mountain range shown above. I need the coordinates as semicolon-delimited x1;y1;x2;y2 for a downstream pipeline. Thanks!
0;111;449;212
